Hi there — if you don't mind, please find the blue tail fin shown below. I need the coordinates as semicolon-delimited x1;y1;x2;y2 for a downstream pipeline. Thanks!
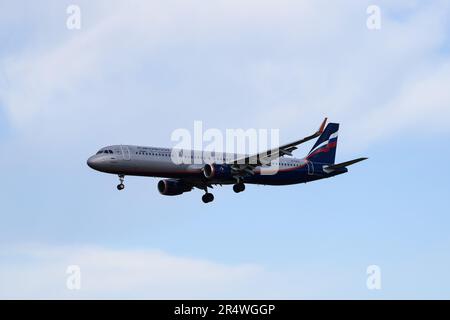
306;123;339;164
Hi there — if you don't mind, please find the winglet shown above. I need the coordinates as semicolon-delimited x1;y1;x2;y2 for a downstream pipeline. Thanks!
318;117;327;134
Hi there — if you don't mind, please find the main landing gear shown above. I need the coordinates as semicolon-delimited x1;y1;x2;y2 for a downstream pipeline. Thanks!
233;182;245;193
202;189;214;203
117;175;125;190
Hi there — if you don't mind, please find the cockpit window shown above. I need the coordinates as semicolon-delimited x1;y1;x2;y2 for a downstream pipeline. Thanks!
97;149;113;154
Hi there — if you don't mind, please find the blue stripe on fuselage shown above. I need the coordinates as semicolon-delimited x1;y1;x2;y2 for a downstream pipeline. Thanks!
243;162;346;186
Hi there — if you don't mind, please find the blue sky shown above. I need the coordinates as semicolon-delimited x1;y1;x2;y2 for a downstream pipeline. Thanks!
1;0;450;299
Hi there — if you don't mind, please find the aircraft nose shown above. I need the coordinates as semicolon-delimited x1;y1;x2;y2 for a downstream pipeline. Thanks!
87;156;100;169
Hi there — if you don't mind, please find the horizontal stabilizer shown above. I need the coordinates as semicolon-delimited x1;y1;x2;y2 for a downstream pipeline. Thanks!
323;157;368;173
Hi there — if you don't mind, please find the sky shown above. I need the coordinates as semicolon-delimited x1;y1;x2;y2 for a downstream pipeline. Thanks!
1;0;450;299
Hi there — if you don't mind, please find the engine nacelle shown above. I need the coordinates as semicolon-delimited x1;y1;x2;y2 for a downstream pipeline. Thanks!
157;179;192;196
203;163;233;180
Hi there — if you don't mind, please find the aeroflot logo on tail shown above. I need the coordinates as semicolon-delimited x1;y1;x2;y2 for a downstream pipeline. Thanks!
170;121;280;174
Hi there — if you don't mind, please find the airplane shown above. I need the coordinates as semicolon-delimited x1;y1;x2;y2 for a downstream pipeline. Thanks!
87;118;367;203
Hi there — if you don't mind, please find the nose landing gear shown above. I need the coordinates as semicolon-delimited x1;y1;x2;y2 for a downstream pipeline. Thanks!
117;175;125;190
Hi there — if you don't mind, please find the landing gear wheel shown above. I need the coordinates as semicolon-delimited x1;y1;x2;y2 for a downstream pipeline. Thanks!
202;193;214;203
117;175;125;191
233;183;245;193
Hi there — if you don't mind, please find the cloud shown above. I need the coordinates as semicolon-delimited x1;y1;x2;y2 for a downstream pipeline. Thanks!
0;0;314;130
1;243;388;299
0;244;267;299
0;0;449;152
1;1;450;300
349;60;450;146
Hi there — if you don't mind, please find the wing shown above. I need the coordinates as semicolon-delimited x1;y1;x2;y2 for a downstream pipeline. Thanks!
227;118;327;176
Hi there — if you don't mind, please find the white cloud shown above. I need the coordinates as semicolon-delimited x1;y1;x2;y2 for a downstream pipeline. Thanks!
0;0;449;152
0;244;267;299
0;0;314;129
1;243;392;299
349;60;450;147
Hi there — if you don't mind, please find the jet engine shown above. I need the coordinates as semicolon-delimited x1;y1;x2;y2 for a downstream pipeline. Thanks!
203;163;233;180
157;179;192;196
